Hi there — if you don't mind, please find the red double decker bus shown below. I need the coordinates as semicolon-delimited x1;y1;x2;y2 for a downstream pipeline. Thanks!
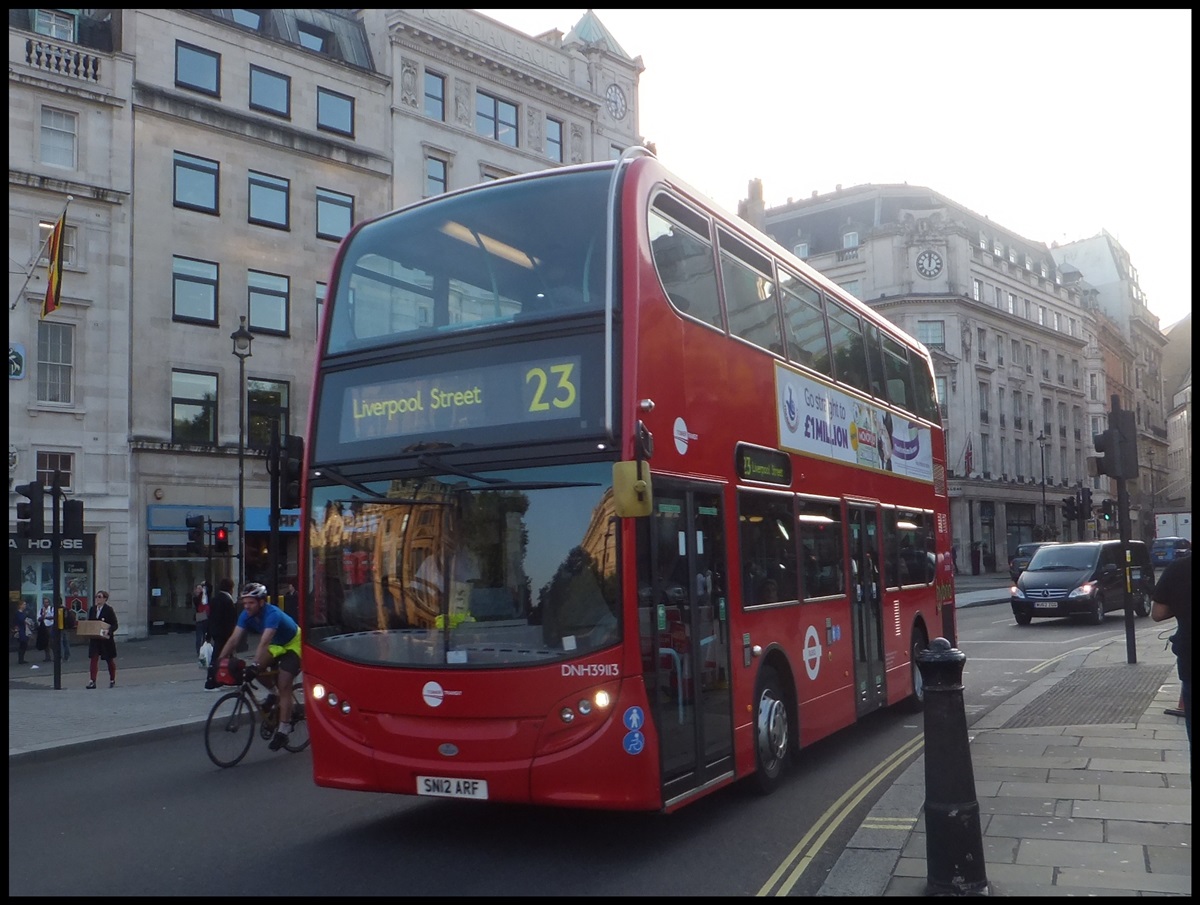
301;149;954;812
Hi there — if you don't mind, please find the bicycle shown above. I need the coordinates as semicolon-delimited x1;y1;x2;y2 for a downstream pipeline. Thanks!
204;661;310;768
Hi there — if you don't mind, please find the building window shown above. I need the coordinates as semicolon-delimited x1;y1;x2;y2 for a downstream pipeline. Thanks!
38;221;76;267
175;42;220;96
248;270;289;334
315;281;326;336
317;87;354;136
171;370;217;445
1038;305;1045;326
249;65;290;117
1007;293;1016;314
34;9;76;40
40;106;77;169
36;321;73;404
316;188;353;241
247;379;289;451
36;451;74;491
842;231;859;249
794;242;809;260
993;286;1002;308
915;320;945;349
424;72;445;120
546;116;563;162
173;151;219;214
231;9;263;30
996;335;1005;366
296;23;328;52
248;171;289;229
172;256;219;324
1053;311;1061;331
425;155;447;197
475;90;518;146
972;278;981;301
978;231;988;250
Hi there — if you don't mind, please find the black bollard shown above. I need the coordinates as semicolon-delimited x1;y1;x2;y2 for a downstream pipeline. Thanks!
917;637;988;896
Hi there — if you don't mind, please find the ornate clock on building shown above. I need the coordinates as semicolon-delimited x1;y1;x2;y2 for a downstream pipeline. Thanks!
605;83;627;120
916;249;943;279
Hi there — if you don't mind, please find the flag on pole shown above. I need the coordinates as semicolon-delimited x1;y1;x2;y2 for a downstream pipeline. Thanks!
964;434;974;475
41;212;66;319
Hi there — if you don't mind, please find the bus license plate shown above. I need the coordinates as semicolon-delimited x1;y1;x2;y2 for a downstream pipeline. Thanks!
1034;601;1057;609
417;776;489;800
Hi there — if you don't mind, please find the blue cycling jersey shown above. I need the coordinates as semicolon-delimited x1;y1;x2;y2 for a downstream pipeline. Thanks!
237;603;299;648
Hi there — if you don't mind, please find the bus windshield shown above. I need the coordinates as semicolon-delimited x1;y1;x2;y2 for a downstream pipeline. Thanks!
306;461;619;667
325;167;612;355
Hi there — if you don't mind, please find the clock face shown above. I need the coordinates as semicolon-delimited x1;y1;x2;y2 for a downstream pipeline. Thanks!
916;249;943;279
605;84;627;121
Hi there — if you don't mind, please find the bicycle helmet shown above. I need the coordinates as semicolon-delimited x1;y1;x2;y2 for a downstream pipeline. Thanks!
240;582;269;600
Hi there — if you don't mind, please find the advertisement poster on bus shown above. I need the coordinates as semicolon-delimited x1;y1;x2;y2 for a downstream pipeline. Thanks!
774;363;933;482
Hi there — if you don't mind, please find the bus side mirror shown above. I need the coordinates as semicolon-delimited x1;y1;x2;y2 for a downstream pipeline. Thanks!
613;461;652;518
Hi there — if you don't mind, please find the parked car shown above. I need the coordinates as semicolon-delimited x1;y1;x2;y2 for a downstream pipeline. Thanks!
1008;542;1054;583
1150;536;1191;566
1010;540;1154;626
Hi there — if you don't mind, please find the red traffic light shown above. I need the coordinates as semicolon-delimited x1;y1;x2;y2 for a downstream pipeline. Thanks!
214;526;230;552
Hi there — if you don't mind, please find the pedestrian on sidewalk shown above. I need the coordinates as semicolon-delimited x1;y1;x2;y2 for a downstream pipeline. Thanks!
36;600;54;662
85;590;119;689
1151;553;1191;747
60;605;74;661
192;582;211;656
12;600;32;664
204;576;238;689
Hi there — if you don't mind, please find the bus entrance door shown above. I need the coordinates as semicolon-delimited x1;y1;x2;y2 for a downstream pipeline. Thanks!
638;481;734;804
848;503;888;715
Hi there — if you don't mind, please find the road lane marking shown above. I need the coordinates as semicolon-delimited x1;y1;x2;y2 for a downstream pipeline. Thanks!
757;733;924;897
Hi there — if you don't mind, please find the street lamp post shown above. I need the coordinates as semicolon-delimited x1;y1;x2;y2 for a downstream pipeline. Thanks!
1037;431;1048;532
231;316;254;589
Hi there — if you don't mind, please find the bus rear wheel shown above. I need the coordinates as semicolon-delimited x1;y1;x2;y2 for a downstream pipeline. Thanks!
753;667;790;795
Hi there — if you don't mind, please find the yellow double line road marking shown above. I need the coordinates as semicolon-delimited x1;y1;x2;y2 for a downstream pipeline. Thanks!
757;734;924;897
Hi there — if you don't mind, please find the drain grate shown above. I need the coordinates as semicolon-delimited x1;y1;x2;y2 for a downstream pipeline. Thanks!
1002;664;1173;729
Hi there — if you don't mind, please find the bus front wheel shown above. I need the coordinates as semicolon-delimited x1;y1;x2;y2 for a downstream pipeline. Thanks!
753;666;790;795
905;627;929;712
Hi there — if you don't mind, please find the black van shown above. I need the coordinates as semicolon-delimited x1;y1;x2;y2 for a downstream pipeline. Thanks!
1010;540;1154;625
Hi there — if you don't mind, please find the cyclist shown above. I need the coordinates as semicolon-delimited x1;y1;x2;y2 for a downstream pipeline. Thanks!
215;582;303;751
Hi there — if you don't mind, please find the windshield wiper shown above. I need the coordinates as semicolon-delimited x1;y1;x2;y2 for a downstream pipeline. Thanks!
314;466;389;501
416;453;599;491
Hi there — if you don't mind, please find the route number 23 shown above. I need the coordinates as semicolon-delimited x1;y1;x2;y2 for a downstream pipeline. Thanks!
526;363;577;412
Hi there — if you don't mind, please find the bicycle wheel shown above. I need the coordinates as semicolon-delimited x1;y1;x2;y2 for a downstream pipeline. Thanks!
285;687;310;753
205;691;256;768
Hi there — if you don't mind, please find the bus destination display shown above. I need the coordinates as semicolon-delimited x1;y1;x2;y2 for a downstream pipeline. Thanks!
339;355;582;444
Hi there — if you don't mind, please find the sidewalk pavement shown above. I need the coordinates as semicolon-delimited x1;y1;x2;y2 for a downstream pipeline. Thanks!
820;572;1191;897
10;576;1190;896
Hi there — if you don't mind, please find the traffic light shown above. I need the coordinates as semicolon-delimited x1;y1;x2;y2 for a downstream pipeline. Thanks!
186;514;206;554
15;481;45;538
62;499;84;538
1088;426;1120;479
1080;486;1093;514
1062;496;1078;521
279;434;305;510
1087;410;1139;480
1101;499;1114;522
213;525;230;553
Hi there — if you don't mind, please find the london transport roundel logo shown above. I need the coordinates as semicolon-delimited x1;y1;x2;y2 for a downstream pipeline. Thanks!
422;681;445;707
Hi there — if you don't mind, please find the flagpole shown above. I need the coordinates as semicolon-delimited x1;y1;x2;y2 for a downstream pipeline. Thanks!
10;195;73;311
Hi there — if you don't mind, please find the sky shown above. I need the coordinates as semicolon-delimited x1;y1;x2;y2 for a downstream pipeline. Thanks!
478;9;1192;331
